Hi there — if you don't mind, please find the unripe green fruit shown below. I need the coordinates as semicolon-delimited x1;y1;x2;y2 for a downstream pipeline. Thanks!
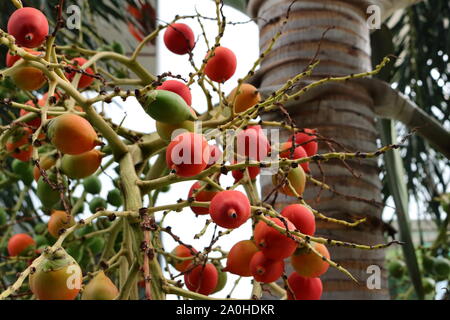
156;119;195;141
34;223;47;234
12;159;34;186
111;42;124;55
67;243;84;262
0;208;7;226
213;264;227;294
422;277;435;294
422;255;436;274
37;174;64;209
35;235;48;248
433;257;450;279
107;189;123;207
161;185;171;193
140;90;197;124
87;237;105;255
75;225;95;238
388;260;406;279
89;197;107;213
442;202;450;214
83;176;102;194
96;218;111;230
82;271;119;300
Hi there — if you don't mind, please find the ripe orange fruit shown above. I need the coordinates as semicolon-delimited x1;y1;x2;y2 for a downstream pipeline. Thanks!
33;155;56;181
171;245;197;272
291;243;330;278
223;240;259;277
30;249;82;300
6;127;33;162
47;210;75;238
61;149;104;179
227;84;261;114
7;234;36;256
47;114;99;155
6;49;46;91
81;271;119;300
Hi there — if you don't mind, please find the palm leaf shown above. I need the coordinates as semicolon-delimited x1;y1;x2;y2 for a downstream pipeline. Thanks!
223;0;249;14
371;25;425;299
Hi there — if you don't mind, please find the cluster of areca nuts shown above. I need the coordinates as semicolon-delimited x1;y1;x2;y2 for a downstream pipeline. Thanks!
2;6;335;301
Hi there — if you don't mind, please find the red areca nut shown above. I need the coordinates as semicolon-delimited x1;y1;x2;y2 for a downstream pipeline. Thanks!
254;217;298;260
166;132;210;177
209;190;251;229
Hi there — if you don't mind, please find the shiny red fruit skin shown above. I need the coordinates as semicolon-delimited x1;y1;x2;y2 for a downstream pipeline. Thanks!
184;263;218;296
204;47;237;83
236;126;271;161
254;218;298;260
210;190;251;229
281;204;316;236
8;8;49;48
291;129;318;157
188;181;219;215
280;141;310;173
166;133;209;177
66;58;95;89
249;251;284;283
6;127;33;162
287;272;323;300
8;234;35;256
164;23;195;55
157;80;192;106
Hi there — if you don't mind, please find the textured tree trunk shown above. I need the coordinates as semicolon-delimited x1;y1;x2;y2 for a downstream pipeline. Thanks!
248;0;389;299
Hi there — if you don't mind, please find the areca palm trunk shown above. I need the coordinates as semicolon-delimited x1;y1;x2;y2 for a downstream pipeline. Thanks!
248;0;389;299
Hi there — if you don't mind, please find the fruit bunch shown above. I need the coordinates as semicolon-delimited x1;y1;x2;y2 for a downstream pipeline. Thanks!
0;2;399;301
387;194;450;300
